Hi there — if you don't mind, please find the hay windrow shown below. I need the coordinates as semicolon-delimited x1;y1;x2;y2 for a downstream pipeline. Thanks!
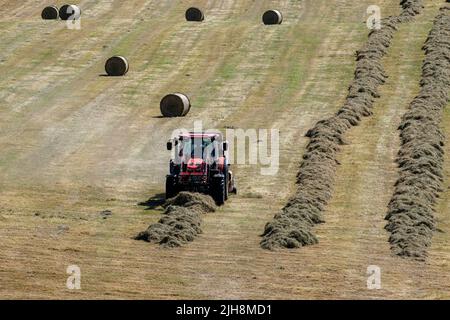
136;192;216;248
261;0;423;250
385;7;450;260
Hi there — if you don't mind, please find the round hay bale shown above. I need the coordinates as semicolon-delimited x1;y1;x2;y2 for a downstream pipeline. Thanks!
160;93;191;117
59;4;81;21
105;56;129;76
262;9;283;25
41;5;59;20
185;7;204;22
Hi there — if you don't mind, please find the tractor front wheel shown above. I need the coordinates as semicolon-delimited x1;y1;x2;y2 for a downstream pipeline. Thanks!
165;176;179;199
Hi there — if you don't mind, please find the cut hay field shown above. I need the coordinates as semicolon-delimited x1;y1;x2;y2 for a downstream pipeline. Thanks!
0;0;449;299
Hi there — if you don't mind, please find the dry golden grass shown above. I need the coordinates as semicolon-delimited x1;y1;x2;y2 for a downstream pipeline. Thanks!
0;0;449;299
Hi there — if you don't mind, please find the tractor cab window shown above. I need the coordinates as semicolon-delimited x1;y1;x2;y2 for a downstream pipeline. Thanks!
179;137;217;159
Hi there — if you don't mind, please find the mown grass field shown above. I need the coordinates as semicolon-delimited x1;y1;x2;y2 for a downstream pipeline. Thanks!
0;0;449;299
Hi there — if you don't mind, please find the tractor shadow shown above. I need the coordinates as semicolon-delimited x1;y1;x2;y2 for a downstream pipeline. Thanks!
138;193;166;210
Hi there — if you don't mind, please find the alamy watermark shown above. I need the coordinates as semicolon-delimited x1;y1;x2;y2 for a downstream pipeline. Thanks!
65;6;81;30
367;265;381;290
366;5;382;30
170;121;279;176
66;265;81;290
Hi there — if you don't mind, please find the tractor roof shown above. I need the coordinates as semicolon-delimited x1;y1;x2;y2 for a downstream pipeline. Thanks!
179;132;223;139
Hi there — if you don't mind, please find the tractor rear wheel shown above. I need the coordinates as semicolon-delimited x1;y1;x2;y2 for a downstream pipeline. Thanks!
211;175;226;205
223;165;229;201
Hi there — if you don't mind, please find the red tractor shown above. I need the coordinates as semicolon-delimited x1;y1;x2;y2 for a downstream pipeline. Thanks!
166;132;237;205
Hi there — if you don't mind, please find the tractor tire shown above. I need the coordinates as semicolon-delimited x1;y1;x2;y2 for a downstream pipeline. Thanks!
211;175;226;206
165;176;178;199
223;165;229;201
231;183;237;195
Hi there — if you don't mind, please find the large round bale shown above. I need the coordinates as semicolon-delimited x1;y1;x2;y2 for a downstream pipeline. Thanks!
41;5;59;20
105;56;129;76
160;93;191;117
262;9;283;25
59;4;81;21
185;7;204;22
